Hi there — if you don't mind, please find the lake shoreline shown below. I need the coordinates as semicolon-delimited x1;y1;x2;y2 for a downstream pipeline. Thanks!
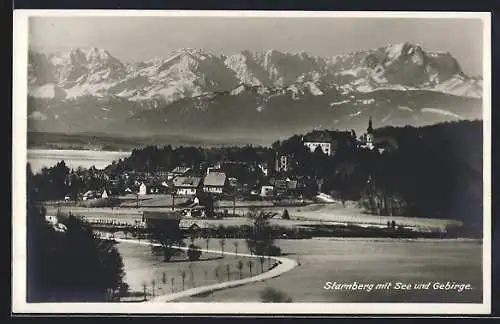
27;148;131;173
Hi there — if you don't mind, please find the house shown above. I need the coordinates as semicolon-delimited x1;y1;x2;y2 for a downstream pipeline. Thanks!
274;153;295;173
228;177;240;188
82;190;97;201
302;133;339;156
269;178;300;196
180;219;205;237
203;171;227;195
142;210;182;238
258;162;269;177
45;215;58;225
168;166;192;180
138;182;148;195
260;185;274;198
173;176;203;196
206;162;223;175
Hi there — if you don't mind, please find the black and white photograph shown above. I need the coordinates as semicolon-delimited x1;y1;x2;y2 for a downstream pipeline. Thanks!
12;10;491;314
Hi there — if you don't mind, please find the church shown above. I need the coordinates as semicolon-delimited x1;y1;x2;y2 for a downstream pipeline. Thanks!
359;117;399;154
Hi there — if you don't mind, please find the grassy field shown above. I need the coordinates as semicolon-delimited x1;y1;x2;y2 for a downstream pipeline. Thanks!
116;238;264;301
178;238;483;303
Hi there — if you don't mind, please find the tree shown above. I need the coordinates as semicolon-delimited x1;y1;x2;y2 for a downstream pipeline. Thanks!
245;209;280;256
205;236;210;251
142;282;148;301
147;217;183;262
162;272;167;285
282;209;290;220
219;238;226;256
188;263;196;288
170;277;175;293
247;260;254;275
226;264;231;281
180;270;187;290
151;279;156;297
187;244;202;261
214;267;221;282
233;241;239;256
237;260;244;279
259;256;265;273
26;207;126;302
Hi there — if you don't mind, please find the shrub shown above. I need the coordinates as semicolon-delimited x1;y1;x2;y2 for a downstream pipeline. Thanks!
268;245;282;256
187;244;202;261
259;287;293;303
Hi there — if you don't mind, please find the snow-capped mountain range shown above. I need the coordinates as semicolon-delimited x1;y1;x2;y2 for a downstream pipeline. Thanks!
27;42;483;142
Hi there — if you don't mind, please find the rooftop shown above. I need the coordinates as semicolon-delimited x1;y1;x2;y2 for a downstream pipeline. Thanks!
204;172;227;187
173;176;202;188
143;210;182;221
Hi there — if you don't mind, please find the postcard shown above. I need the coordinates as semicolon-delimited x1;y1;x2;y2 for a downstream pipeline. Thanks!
12;10;491;315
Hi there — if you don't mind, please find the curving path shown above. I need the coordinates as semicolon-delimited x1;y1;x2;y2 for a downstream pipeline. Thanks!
113;238;298;303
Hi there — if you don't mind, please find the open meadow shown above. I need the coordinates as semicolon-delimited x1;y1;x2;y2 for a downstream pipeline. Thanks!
178;238;483;303
116;239;263;301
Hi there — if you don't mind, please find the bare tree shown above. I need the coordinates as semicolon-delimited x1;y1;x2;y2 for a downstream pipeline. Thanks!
233;241;239;256
247;260;254;275
259;256;265;273
237;260;244;279
188;263;196;288
203;269;209;283
141;281;148;301
162;272;167;285
151;279;156;297
226;264;231;281
205;236;210;251
180;270;187;290
219;238;226;256
214;267;220;282
170;277;175;293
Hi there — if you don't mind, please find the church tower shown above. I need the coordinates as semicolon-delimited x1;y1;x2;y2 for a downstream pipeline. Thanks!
367;116;374;134
366;116;374;149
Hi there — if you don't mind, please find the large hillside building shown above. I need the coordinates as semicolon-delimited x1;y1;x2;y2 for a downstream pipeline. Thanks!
301;130;354;156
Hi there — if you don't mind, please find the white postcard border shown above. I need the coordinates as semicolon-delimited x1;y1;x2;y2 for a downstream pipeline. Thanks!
12;9;492;315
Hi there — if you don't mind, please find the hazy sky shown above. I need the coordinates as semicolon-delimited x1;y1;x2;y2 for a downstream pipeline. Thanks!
29;16;484;76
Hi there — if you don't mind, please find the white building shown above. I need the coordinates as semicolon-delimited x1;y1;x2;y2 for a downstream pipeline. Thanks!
303;141;333;155
203;171;227;195
260;185;274;197
138;183;147;195
173;176;202;196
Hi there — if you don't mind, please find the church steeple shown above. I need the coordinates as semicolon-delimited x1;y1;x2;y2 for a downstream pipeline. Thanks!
367;116;374;134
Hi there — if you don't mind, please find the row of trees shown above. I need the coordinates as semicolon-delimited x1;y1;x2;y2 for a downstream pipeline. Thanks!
106;145;275;175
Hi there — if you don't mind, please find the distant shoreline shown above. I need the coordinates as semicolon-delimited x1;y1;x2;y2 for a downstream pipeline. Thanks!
27;145;131;153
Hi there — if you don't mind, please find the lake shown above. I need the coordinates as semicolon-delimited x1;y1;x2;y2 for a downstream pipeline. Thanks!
27;149;131;173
